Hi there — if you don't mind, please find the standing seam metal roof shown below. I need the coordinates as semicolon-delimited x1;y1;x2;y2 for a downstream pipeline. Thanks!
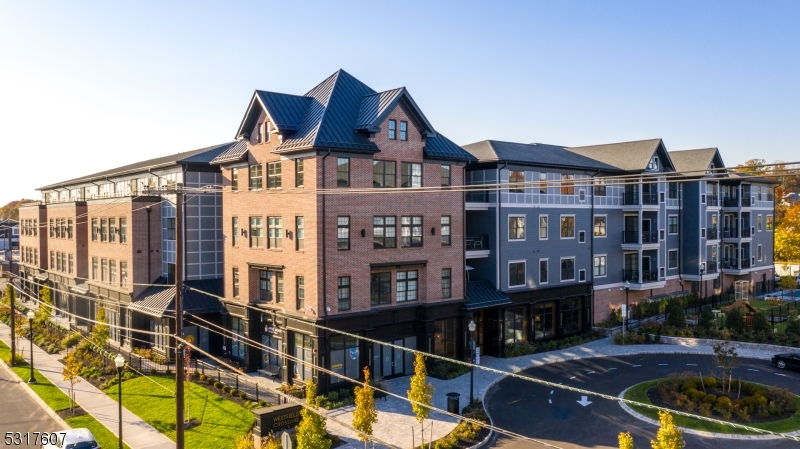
461;140;620;170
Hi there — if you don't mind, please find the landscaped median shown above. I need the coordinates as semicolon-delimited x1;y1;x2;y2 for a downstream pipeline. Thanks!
0;340;131;449
104;375;255;449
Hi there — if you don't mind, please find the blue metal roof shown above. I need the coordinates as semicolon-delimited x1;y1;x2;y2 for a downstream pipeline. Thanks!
424;134;477;161
209;140;248;165
256;91;312;132
355;88;404;130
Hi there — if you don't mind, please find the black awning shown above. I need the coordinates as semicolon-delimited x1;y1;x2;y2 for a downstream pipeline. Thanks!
247;262;285;270
465;280;512;310
370;260;428;269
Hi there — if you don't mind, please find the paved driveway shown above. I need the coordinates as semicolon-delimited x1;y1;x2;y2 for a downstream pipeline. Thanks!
487;354;800;449
0;363;65;448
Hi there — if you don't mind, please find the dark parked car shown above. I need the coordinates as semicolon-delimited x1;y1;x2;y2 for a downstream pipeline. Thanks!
772;353;800;371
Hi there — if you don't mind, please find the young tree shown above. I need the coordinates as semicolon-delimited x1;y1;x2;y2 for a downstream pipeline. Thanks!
711;340;739;393
752;311;770;333
34;285;52;325
775;203;800;263
296;380;331;449
618;431;634;449
778;275;797;297
62;349;82;415
666;302;685;328
650;410;684;449
725;308;745;333
698;306;715;330
353;367;378;444
787;310;800;336
407;352;435;447
91;303;109;348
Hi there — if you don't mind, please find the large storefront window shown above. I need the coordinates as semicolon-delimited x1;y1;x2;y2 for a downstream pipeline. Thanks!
533;302;555;339
294;334;313;381
562;298;582;334
107;309;118;342
149;318;167;352
504;306;527;344
261;334;282;371
231;317;246;361
330;335;360;384
433;318;457;358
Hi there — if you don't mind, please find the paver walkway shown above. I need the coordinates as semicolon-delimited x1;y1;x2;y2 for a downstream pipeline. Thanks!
0;323;175;449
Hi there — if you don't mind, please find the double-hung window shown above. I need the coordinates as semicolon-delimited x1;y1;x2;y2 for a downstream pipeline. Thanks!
338;277;351;311
101;218;108;242
560;258;575;281
399;121;408;141
509;262;525;287
119;218;127;243
509;170;524;193
268;162;282;189
120;262;128;288
373;160;396;188
232;268;239;297
92;257;98;280
370;272;391;305
109;218;116;243
167;218;176;240
259;270;273;301
441;268;452;298
668;250;678;269
249;164;263;190
296;216;304;250
668;182;678;199
250;217;264;247
388;120;397;140
268;217;282;249
668;216;678;234
539;216;548;239
337;217;350;250
373;216;396;248
396;271;418;302
594;216;607;237
401;162;422;188
67;219;73;239
539;173;547;194
101;259;108;282
232;217;239;246
401;216;423;247
441;165;451;187
561;174;575;195
509;216;525;240
593;256;607;277
92;218;98;241
767;215;773;231
441;216;451;246
231;168;239;191
109;260;117;284
295;159;304;187
594;178;606;196
560;216;575;238
296;276;305;309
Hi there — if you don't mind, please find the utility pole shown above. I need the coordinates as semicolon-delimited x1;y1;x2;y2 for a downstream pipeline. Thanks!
174;185;185;449
7;271;15;367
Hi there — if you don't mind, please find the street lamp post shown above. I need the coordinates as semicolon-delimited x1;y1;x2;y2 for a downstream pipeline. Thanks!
26;310;35;383
468;320;476;406
699;262;705;304
114;353;125;449
623;281;630;343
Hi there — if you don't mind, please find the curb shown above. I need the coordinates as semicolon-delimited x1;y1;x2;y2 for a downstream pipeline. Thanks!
0;356;71;430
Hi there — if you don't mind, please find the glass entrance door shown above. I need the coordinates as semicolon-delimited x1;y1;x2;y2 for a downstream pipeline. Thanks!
374;338;414;379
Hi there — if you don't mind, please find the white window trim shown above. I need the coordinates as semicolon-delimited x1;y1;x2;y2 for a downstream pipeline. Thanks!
579;269;587;282
757;244;762;261
593;254;608;278
560;214;576;240
507;214;526;242
757;214;762;232
560;256;576;282
767;215;774;231
579;230;586;243
668;214;679;235
539;214;548;240
593;214;607;238
538;258;549;285
579;189;586;202
668;249;679;269
660;229;665;241
508;259;527;289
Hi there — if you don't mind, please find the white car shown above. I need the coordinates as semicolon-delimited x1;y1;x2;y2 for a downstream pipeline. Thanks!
41;428;100;449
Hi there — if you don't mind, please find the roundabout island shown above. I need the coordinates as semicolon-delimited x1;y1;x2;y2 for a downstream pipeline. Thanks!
486;353;800;449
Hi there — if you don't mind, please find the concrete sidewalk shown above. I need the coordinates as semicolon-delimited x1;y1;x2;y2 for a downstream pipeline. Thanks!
0;323;175;449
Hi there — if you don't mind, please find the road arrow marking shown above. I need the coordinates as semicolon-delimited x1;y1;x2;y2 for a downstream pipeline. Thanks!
550;390;554;394
576;396;593;407
569;376;577;380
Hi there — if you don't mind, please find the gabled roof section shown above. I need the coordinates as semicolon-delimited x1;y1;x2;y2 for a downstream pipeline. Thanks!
669;148;725;174
423;134;476;161
461;140;621;171
565;138;673;172
38;142;237;191
355;87;436;136
210;140;249;165
273;69;379;153
235;91;312;139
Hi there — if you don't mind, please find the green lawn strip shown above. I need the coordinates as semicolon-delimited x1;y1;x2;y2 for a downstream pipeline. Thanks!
105;375;254;449
1;340;131;448
66;415;131;449
624;379;800;434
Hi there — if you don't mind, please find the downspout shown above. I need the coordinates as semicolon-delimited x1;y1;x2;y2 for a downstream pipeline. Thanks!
321;150;331;318
590;170;600;327
496;162;507;290
146;206;152;281
181;166;187;281
678;182;683;291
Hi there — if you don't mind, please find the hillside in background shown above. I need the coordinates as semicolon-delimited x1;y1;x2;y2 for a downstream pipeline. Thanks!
0;199;35;221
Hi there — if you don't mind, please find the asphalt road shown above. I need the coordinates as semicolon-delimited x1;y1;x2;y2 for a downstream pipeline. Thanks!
0;363;65;448
486;353;800;449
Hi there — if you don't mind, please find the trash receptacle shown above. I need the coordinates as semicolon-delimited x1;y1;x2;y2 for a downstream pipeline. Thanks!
446;392;460;414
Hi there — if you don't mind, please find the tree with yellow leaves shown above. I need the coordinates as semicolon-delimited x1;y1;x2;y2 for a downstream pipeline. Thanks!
407;352;435;448
618;431;634;449
651;410;684;449
353;367;378;445
296;380;331;449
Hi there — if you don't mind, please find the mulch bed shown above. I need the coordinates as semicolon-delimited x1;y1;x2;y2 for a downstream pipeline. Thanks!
645;385;793;424
57;406;87;419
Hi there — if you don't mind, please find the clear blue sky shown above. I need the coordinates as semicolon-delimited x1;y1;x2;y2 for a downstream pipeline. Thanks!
2;1;798;204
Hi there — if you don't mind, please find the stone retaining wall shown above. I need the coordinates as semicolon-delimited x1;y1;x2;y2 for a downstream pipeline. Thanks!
655;334;798;354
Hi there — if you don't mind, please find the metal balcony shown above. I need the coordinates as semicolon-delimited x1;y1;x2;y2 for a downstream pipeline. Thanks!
741;198;751;207
465;235;489;251
740;227;751;238
705;261;718;273
707;195;719;207
707;228;718;239
723;197;739;207
722;259;739;269
722;227;738;238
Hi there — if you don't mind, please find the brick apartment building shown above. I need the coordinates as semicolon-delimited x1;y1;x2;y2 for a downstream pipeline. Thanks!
210;70;475;388
461;139;778;356
17;143;236;360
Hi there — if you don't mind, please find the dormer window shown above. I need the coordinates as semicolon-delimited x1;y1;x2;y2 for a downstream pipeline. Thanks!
260;121;271;144
707;163;715;175
388;120;397;140
265;122;271;143
648;156;659;171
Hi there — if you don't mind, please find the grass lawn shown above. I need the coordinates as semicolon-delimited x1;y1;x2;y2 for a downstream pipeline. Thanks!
0;340;131;449
105;375;254;449
624;379;800;434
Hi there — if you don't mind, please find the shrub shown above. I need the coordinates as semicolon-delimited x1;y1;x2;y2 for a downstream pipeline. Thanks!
726;309;745;333
691;390;705;402
258;400;267;407
214;381;223;389
703;376;717;389
666;302;686;328
699;402;712;417
61;333;81;349
223;385;231;393
150;368;157;375
714;396;733;419
206;377;215;385
239;391;247;399
165;368;172;375
503;341;537;358
703;394;717;405
230;389;239;397
698;306;715;330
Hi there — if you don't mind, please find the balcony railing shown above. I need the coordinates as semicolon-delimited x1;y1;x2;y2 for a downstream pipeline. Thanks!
740;227;751;238
707;228;718;239
741;198;751;207
622;269;639;282
642;192;658;205
641;270;659;283
722;259;739;269
723;197;739;207
705;261;718;273
465;191;489;203
623;269;659;283
623;193;639;205
741;258;751;269
722;227;738;238
642;231;658;244
623;231;639;244
465;235;489;251
707;195;719;206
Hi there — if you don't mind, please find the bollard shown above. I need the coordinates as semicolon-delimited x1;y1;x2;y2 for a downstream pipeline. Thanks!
256;383;259;402
236;375;239;392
